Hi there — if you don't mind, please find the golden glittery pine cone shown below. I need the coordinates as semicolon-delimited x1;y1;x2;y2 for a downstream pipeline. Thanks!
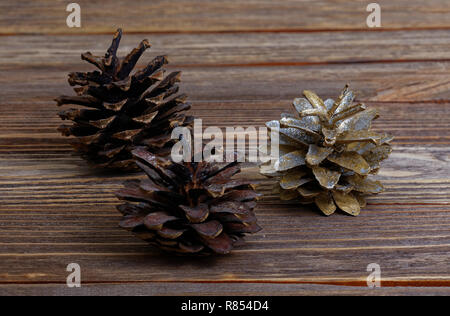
261;85;393;216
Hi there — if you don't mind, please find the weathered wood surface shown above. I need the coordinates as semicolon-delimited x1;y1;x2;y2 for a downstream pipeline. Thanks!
1;0;449;34
1;283;450;296
3;31;450;66
0;1;449;296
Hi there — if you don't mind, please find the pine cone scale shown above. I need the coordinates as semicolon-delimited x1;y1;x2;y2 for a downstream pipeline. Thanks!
306;145;333;165
327;152;370;175
179;204;209;223
314;193;336;216
144;212;179;230
332;191;360;216
312;166;341;189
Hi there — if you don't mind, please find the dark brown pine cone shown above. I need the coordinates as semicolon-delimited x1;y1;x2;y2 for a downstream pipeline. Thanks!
261;85;393;216
56;28;193;170
116;148;262;255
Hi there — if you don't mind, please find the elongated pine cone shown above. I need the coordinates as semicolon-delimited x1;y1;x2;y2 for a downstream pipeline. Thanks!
261;85;393;216
116;148;262;255
56;29;193;170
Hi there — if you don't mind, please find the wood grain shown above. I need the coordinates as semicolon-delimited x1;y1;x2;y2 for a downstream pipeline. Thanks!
2;31;450;66
1;62;449;102
0;32;449;103
1;101;449;144
1;283;450;296
0;199;450;283
0;1;449;296
0;282;450;296
0;0;449;34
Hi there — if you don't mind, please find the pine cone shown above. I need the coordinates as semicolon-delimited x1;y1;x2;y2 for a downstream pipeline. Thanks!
116;148;262;255
261;85;393;216
56;29;193;170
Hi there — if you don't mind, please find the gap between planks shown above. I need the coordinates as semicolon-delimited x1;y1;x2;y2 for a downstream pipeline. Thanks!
0;278;449;288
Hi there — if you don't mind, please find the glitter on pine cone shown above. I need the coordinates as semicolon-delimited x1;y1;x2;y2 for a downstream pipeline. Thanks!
56;29;193;170
116;148;262;255
260;85;393;216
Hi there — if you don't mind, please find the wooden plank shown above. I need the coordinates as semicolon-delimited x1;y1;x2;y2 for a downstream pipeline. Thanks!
0;159;449;205
0;62;449;103
0;224;449;284
1;101;449;145
1;155;449;204
0;0;449;34
2;31;450;67
0;32;449;103
1;283;449;296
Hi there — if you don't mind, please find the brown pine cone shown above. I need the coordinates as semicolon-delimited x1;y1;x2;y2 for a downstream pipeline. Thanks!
116;148;262;255
56;29;193;170
261;85;393;216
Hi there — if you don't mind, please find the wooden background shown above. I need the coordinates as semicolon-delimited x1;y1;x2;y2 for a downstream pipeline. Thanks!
0;0;449;296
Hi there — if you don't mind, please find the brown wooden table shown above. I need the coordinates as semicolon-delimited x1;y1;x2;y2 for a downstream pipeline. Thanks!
0;1;449;296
